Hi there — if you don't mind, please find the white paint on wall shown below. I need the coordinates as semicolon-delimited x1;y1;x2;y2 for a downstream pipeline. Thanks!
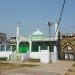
40;50;50;63
0;51;13;60
30;52;41;59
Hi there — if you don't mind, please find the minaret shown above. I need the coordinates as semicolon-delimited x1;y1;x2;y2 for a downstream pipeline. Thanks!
55;23;58;39
16;23;20;53
51;23;58;62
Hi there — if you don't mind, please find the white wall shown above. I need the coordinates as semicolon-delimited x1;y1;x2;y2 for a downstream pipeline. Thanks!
0;51;13;60
40;50;50;63
51;52;58;63
29;50;58;63
21;53;30;61
30;52;41;59
52;45;58;62
65;53;74;60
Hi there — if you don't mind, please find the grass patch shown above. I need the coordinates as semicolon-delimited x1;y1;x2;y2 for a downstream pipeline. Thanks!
68;69;73;72
72;63;75;67
27;59;40;62
65;73;69;75
0;62;39;70
0;57;7;61
68;68;75;72
68;63;75;72
19;64;39;67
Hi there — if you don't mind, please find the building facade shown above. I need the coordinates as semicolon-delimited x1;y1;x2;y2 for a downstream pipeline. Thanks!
15;24;58;63
9;36;16;51
0;23;58;63
0;32;7;44
0;32;7;51
60;33;75;60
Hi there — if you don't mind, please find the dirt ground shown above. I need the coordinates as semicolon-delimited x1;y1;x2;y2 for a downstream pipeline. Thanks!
0;61;74;75
65;63;75;75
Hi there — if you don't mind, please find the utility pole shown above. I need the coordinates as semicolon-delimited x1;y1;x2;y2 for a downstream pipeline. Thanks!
48;21;53;63
55;0;66;60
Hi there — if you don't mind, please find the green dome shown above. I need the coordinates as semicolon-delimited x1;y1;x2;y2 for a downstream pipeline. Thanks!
32;29;44;35
32;29;44;40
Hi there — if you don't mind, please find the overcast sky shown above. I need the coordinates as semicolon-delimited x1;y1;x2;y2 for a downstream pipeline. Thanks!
0;0;75;37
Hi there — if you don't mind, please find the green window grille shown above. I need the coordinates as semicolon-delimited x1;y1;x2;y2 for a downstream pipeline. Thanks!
32;43;39;52
40;43;47;50
49;44;54;52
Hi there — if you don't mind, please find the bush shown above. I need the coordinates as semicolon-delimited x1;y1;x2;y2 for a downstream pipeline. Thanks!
0;57;7;61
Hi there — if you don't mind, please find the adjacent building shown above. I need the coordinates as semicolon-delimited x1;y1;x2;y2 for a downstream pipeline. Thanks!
9;36;16;51
60;33;75;60
0;32;7;44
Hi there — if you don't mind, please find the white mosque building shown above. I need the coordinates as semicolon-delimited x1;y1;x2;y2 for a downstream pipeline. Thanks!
0;23;59;63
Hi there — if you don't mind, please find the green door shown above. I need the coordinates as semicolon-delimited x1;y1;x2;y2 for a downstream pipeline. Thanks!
32;42;39;52
19;42;29;53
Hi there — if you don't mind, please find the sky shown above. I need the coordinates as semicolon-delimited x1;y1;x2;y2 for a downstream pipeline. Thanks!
0;0;75;37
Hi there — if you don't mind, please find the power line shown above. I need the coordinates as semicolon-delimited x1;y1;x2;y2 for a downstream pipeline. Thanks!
55;0;66;37
58;0;66;25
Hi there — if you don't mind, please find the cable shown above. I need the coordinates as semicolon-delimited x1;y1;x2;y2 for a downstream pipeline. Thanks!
55;0;66;37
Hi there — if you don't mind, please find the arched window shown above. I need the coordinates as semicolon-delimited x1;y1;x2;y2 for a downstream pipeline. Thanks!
19;42;29;53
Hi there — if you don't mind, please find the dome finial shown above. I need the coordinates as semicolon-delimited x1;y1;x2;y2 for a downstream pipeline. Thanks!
37;28;40;31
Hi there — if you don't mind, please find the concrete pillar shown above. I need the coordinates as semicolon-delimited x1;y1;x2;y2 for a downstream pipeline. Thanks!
47;46;49;51
5;45;6;52
54;45;57;53
11;46;12;52
29;40;32;53
16;42;19;53
39;46;41;52
65;52;67;60
0;44;1;51
48;46;50;61
29;33;32;53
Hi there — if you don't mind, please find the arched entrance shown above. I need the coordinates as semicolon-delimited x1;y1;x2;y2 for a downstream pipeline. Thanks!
19;42;29;53
62;43;74;60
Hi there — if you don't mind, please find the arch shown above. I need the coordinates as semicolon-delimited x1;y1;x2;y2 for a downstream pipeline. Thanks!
62;42;73;51
19;42;29;53
62;42;74;60
63;44;73;51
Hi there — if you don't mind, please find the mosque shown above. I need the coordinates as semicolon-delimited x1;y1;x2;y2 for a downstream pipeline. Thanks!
0;23;59;63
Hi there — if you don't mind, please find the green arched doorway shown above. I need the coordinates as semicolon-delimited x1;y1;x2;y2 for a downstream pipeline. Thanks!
19;42;29;53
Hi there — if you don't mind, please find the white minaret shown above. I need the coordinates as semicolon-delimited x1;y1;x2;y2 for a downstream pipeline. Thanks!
55;23;58;39
16;23;20;53
52;23;59;62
